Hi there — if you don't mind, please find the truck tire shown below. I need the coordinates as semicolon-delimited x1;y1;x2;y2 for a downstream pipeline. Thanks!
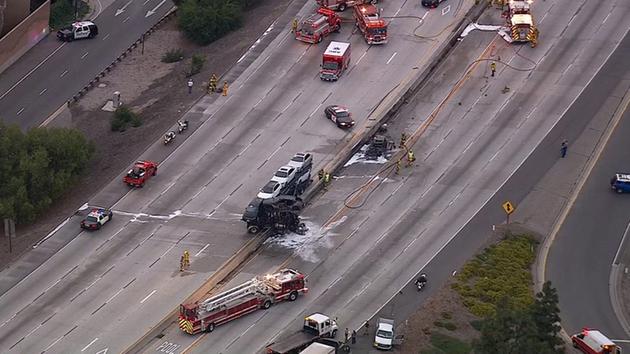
248;225;260;234
206;322;215;332
331;329;338;338
338;3;346;11
153;169;157;176
262;300;272;309
288;291;298;301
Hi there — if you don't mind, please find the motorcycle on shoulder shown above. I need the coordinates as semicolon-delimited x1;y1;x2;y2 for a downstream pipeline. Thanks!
164;131;176;145
415;273;428;291
177;119;188;134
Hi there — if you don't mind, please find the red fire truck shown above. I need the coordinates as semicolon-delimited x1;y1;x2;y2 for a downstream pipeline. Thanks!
571;328;622;354
316;0;378;12
296;8;342;44
319;41;351;81
353;4;388;44
178;269;308;334
505;0;539;47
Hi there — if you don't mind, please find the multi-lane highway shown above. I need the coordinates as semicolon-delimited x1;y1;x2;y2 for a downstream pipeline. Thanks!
1;0;629;353
547;31;630;347
140;1;630;353
0;0;476;352
0;0;173;128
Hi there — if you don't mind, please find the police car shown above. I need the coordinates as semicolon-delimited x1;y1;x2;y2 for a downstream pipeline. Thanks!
81;208;113;230
611;173;630;193
57;21;99;41
324;105;355;128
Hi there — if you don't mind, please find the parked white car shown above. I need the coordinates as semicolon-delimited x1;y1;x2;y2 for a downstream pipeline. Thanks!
257;181;282;199
271;166;297;187
287;152;313;172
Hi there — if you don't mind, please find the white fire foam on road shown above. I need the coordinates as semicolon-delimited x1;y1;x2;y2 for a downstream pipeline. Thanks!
344;145;389;167
265;221;335;263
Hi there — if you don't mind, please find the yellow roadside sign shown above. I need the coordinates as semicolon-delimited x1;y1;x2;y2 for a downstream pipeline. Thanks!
502;201;515;215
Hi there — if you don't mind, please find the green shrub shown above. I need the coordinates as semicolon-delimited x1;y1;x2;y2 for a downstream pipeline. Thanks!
50;0;89;29
469;320;483;331
188;54;206;76
441;312;452;320
178;0;243;45
0;123;94;224
162;49;184;63
453;235;536;317
111;106;141;132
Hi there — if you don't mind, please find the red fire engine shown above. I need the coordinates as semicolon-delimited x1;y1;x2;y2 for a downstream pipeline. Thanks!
317;0;378;12
505;0;539;47
296;7;342;44
353;4;388;45
571;328;622;354
178;269;308;334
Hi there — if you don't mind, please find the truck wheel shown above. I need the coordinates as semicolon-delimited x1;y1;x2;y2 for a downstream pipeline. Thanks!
248;225;260;234
338;3;346;11
318;36;322;43
262;300;272;309
331;329;337;337
153;169;157;176
206;323;215;332
288;291;298;301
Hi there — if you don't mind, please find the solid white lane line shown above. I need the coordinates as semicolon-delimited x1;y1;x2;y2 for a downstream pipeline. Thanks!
0;43;66;101
356;51;368;66
81;338;98;352
39;88;47;95
81;52;89;59
386;52;397;65
160;244;177;258
44;335;63;351
140;290;157;304
195;244;210;257
106;288;124;303
309;103;322;117
613;221;630;265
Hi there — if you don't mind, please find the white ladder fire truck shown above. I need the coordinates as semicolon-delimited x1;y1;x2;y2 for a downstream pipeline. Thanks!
505;0;539;47
179;269;308;334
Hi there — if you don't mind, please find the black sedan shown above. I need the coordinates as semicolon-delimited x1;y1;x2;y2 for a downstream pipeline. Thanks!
421;0;446;8
324;105;355;128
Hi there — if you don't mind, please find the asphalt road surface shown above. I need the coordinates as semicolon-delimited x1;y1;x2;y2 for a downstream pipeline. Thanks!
139;1;629;353
0;0;476;352
0;0;173;128
547;31;630;348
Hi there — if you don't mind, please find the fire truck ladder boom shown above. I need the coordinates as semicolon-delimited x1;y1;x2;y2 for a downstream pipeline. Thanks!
200;278;262;312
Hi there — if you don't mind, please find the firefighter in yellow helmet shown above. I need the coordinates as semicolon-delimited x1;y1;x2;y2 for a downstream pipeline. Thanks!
407;150;416;167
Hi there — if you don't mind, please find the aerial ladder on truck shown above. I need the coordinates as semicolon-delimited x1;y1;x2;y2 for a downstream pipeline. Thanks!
179;269;308;334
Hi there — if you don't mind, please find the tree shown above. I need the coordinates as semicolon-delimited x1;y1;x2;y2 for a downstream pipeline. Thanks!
178;0;243;45
531;281;564;352
474;288;565;354
0;123;94;224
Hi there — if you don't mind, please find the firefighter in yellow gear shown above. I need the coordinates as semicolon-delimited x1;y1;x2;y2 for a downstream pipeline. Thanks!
291;18;298;33
490;62;497;77
395;160;401;175
222;81;229;96
180;250;190;271
400;132;407;149
323;172;331;190
208;73;218;93
407;150;416;167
